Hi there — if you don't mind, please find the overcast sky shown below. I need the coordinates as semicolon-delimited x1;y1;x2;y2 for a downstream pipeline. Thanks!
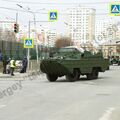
0;0;120;34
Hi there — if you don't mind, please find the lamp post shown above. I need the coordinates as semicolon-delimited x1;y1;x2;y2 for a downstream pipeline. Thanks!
116;41;120;43
17;4;45;65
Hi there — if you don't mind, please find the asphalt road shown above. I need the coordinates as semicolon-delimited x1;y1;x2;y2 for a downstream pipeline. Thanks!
0;66;120;120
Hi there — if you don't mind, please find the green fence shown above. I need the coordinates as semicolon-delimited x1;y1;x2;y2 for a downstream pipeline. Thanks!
0;40;27;60
0;40;57;60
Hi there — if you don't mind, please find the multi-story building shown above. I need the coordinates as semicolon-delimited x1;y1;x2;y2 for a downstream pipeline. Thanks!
66;7;95;47
37;28;57;47
98;20;120;57
0;21;14;31
0;21;16;42
47;30;57;47
116;23;120;40
95;18;117;44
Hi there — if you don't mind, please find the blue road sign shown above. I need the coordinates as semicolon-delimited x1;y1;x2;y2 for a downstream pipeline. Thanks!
109;3;120;16
49;10;58;21
111;5;120;13
24;38;34;48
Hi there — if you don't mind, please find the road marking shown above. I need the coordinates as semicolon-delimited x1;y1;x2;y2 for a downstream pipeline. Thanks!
0;105;6;109
99;107;115;120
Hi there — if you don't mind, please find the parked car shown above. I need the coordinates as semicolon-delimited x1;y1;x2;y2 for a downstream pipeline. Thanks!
15;60;22;72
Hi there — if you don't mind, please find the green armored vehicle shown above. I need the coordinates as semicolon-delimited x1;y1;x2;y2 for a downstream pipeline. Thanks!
110;56;120;66
40;46;109;82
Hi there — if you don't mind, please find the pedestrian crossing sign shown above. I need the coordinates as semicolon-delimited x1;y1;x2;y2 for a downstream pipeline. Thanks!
24;38;34;48
109;3;120;16
48;10;58;21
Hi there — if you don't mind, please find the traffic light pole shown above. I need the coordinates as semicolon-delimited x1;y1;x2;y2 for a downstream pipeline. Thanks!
32;13;39;64
16;12;18;23
28;21;30;70
14;12;18;33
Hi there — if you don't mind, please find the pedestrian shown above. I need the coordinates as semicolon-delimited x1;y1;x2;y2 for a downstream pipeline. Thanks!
0;49;2;61
6;58;11;74
2;55;7;74
20;56;28;73
10;58;16;76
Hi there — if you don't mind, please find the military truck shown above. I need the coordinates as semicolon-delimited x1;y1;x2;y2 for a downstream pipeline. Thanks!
40;46;109;82
110;56;120;66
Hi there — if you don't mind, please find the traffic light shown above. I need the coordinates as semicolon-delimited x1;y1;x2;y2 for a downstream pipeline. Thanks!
14;23;19;33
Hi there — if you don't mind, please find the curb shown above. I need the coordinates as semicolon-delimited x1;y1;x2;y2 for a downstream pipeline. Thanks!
0;70;42;80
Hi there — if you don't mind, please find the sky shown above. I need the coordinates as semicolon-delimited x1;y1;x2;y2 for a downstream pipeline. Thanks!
0;0;120;34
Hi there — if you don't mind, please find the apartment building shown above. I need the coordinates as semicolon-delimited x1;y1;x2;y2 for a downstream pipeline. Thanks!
95;18;117;44
47;30;57;47
37;29;57;47
66;7;95;47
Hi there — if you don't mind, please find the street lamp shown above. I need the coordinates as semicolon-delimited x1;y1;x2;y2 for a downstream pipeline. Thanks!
116;41;120;43
17;4;45;66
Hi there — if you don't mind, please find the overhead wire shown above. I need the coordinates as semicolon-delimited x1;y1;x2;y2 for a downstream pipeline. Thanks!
0;6;27;12
0;7;110;16
0;0;113;16
0;11;15;20
1;0;120;5
0;1;117;23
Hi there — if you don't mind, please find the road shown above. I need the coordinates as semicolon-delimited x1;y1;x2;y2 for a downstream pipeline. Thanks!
0;66;120;120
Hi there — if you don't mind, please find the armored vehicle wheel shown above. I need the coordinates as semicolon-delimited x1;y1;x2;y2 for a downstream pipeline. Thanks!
66;69;80;82
87;69;99;80
46;74;58;82
92;70;99;79
107;66;110;70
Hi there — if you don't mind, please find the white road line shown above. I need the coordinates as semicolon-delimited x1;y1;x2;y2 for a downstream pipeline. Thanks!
0;105;6;109
99;107;115;120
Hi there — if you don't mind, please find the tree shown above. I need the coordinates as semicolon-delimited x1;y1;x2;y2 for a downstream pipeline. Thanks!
55;37;73;48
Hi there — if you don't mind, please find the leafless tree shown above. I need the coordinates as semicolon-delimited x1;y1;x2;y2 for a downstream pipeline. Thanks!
55;37;73;48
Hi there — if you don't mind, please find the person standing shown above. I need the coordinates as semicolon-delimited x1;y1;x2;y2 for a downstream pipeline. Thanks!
23;57;28;73
2;55;7;74
6;58;11;74
10;58;16;76
20;57;28;73
0;49;2;61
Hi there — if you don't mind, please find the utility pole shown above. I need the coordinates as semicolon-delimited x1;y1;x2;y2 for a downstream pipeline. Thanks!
16;4;44;65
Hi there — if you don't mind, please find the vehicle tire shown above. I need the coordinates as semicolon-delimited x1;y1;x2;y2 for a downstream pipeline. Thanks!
107;66;110;70
92;69;99;79
87;69;99;80
66;69;80;82
46;74;58;82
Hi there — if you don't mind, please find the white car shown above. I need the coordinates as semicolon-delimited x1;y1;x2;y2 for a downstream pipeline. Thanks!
15;60;22;71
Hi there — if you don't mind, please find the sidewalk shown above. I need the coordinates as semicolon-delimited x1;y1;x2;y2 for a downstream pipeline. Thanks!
0;69;42;81
0;72;29;81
